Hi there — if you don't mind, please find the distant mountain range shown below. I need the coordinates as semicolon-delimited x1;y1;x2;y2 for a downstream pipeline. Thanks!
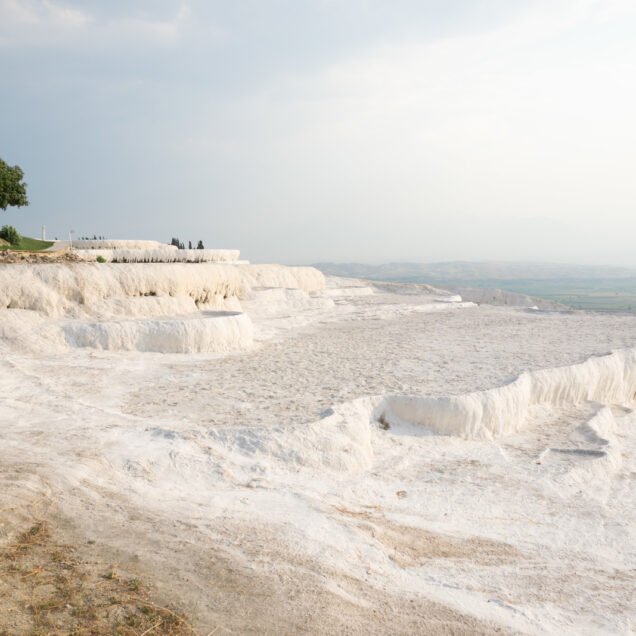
313;261;636;282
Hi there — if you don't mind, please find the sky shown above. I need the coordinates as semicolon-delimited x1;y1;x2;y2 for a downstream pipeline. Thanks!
1;0;635;265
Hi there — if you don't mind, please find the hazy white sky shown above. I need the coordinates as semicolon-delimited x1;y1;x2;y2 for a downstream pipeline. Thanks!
1;0;635;264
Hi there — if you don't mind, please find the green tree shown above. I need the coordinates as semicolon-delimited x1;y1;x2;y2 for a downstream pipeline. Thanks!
0;158;29;211
0;225;20;245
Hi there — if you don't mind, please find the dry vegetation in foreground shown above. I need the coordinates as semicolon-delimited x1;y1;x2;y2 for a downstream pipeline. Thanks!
0;521;198;636
0;251;80;264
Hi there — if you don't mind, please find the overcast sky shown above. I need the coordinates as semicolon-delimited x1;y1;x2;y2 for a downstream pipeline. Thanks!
1;0;635;264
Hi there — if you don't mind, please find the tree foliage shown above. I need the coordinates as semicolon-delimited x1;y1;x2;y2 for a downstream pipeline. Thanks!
0;225;21;245
171;237;205;250
0;158;29;211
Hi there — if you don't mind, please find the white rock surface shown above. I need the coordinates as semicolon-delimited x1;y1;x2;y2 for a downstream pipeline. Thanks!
75;247;242;263
381;348;636;439
64;312;254;353
71;239;176;250
1;269;635;634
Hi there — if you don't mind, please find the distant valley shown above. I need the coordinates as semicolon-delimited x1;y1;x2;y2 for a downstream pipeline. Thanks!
314;262;636;311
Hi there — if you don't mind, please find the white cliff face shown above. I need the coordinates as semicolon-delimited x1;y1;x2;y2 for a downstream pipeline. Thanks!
0;262;327;353
64;312;254;353
0;263;327;317
0;263;247;317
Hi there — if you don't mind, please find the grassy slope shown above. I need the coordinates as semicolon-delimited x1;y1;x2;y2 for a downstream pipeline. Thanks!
0;236;55;252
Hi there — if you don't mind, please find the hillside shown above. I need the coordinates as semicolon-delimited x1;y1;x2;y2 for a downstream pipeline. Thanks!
0;236;54;252
314;261;636;281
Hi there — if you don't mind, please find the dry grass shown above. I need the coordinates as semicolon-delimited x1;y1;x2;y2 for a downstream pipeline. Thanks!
0;249;79;263
0;521;198;636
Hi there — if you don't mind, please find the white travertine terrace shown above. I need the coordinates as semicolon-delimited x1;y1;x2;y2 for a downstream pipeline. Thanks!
75;248;243;263
72;240;178;250
0;262;327;353
64;312;254;353
238;263;326;293
0;263;247;317
1;266;635;634
380;348;636;440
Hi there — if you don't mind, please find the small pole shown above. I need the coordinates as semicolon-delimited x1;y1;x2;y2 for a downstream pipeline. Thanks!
42;225;46;241
69;230;74;250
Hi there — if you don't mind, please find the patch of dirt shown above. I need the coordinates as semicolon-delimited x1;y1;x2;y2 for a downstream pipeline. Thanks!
335;507;522;567
0;458;514;635
0;512;512;636
0;521;196;636
161;518;514;636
